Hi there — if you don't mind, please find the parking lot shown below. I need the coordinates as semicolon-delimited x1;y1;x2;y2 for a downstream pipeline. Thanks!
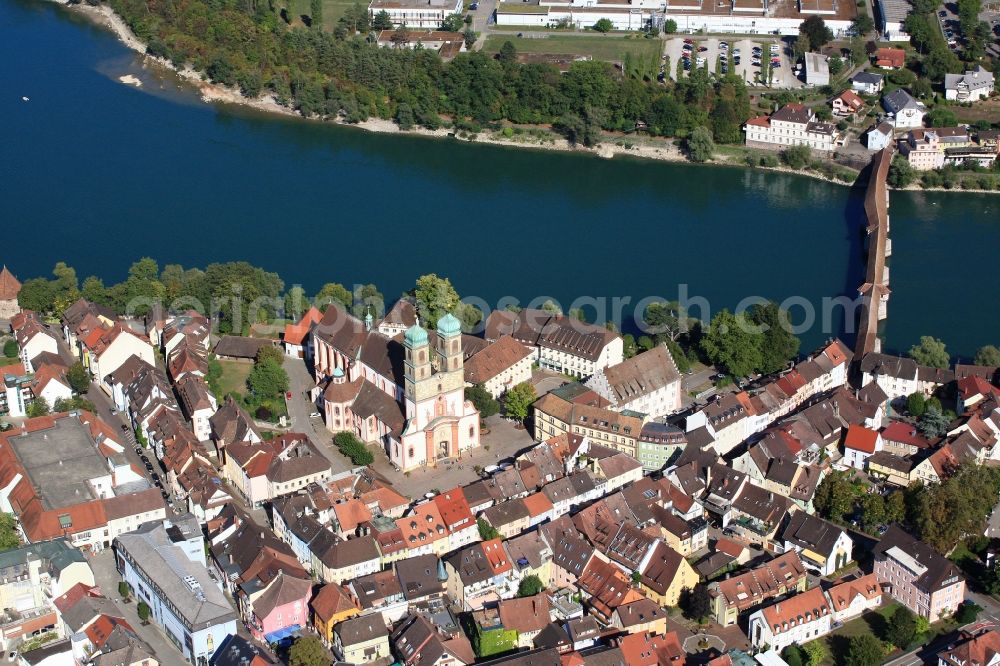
663;36;801;88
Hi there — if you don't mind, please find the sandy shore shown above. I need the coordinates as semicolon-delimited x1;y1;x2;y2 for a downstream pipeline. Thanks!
47;1;1000;194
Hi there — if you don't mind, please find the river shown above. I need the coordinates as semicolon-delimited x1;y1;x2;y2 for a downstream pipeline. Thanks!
2;0;998;359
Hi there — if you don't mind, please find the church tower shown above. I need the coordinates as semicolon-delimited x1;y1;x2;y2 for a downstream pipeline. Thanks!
436;313;464;376
403;322;431;404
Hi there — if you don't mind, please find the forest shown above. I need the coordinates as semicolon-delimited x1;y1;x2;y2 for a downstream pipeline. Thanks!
102;0;752;144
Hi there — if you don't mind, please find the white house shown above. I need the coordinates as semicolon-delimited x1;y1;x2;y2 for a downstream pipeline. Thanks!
748;586;833;654
781;512;853;577
586;345;682;418
84;325;156;392
827;574;882;623
11;313;59;373
843;424;882;470
882;89;926;129
945;66;995;102
463;335;534;399
745;103;841;153
866;122;894;151
851;71;885;95
367;0;463;28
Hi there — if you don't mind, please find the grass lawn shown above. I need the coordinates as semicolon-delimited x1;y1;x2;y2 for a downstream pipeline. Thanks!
817;602;959;665
216;360;253;399
482;33;662;64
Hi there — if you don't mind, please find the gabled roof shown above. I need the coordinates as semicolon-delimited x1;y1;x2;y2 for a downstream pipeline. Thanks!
0;266;21;301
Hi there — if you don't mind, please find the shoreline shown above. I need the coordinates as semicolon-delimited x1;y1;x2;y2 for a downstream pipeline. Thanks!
53;2;1000;195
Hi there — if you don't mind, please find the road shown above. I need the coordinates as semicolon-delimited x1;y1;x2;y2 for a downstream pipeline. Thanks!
282;355;356;475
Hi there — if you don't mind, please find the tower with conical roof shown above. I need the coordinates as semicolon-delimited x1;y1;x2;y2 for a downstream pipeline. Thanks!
0;266;22;320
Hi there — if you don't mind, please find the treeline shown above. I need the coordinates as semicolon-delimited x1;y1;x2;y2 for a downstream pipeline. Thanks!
102;0;752;144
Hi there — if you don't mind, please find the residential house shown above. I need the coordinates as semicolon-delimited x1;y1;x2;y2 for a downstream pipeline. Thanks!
10;312;59;373
315;534;382;585
937;628;1000;666
851;71;884;95
832;90;864;117
874;47;906;69
639;542;698;608
483;309;623;378
390;613;474;666
114;520;237;665
744;103;840;153
843;424;882;470
367;0;463;29
333;615;390;664
748;586;833;653
585;345;683;418
482;499;531;540
611;598;667;637
311;583;361;646
463;335;533;398
781;511;853;576
224;434;332;507
348;570;407;625
827;573;883;622
498;595;551;649
873;525;965;621
282;307;322;359
175;375;217;442
575;557;643;623
504;530;552;589
709;551;808;626
532;393;645;458
242;571;311;646
636;422;686;471
860;352;955;402
945;65;995;101
210;634;276;665
866;122;895;151
882;89;926;129
444;539;515;611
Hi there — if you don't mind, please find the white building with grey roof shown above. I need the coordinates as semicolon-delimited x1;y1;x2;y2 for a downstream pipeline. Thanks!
114;518;237;664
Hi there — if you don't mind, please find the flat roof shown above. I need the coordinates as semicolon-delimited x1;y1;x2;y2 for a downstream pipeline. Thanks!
10;418;108;510
877;0;910;22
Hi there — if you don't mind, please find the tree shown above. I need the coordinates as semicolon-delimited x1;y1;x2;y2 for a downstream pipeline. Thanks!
414;274;461;327
918;407;950;438
247;357;289;401
663;19;678;33
783;646;804;666
314;282;352;309
749;301;800;374
926;107;958;127
906;463;1000;552
885;490;906;524
498;40;517;64
517;574;544;597
26;398;50;418
593;18;614;33
700;309;763;378
441;13;464;31
845;634;885;666
860;492;886;530
289;635;332;666
813;470;856;522
782;144;812;169
801;15;833;48
686;126;715;162
975;345;1000;366
885;605;917;649
909;336;949;368
827;55;844;75
118;581;132;600
906;392;926;417
0;513;20;551
372;9;393;30
18;278;57;313
888;155;916;188
802;641;828;666
309;0;323;25
2;340;16;359
504;382;536;423
333;432;374;465
67;362;91;395
851;14;875;35
136;601;151;624
679;583;712;621
478;517;501;540
466;384;500;419
284;286;307;320
956;601;982;624
793;32;812;61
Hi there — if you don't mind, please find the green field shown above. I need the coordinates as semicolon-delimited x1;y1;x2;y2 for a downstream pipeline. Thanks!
216;360;253;399
482;34;663;63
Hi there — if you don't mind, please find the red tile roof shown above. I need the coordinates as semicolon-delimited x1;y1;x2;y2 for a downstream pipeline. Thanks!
844;424;879;453
522;491;554;518
875;48;906;68
0;266;21;301
880;421;931;449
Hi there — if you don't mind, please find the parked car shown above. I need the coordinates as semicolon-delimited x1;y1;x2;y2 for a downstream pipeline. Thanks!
470;2;478;8
309;411;321;418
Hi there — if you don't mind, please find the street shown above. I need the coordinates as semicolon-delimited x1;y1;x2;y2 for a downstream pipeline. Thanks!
282;355;356;476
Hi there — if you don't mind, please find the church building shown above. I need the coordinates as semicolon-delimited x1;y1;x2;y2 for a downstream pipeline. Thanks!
313;305;480;472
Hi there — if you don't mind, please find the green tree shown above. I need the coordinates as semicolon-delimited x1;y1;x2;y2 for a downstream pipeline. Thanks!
888;155;916;188
782;144;812;169
67;362;91;395
975;345;1000;366
247;357;289;401
17;278;57;313
504;382;536;422
441;13;464;31
0;513;20;551
284;286;307;320
333;431;374;465
465;384;500;419
309;0;323;25
783;646;804;666
845;634;885;666
498;40;517;64
813;470;856;522
289;635;332;666
700;309;763;378
80;276;109;305
955;601;982;623
686;126;715;162
137;601;151;623
414;274;461;327
802;641;827;666
801;15;833;48
909;336;949;368
315;282;352;309
885;605;917;649
860;492;886;530
663;19;678;33
118;581;132;600
26;398;50;418
679;583;712;621
517;574;544;596
885;490;906;524
642;301;687;342
851;14;875;35
2;340;16;359
918;406;950;437
478;517;501;540
926;107;958;127
372;9;393;29
827;55;844;75
749;301;800;374
906;463;1000;552
906;392;926;417
593;18;614;32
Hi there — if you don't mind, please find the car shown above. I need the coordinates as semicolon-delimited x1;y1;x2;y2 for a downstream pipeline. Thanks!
877;524;889;535
732;48;741;55
683;38;694;43
109;408;117;416
657;72;666;81
734;57;741;64
309;411;321;418
286;391;293;400
120;424;130;432
719;41;728;48
470;2;478;7
698;46;708;51
773;62;781;68
939;10;947;15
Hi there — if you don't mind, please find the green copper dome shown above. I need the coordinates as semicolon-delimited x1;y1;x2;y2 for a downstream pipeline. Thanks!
437;313;461;336
404;323;428;346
